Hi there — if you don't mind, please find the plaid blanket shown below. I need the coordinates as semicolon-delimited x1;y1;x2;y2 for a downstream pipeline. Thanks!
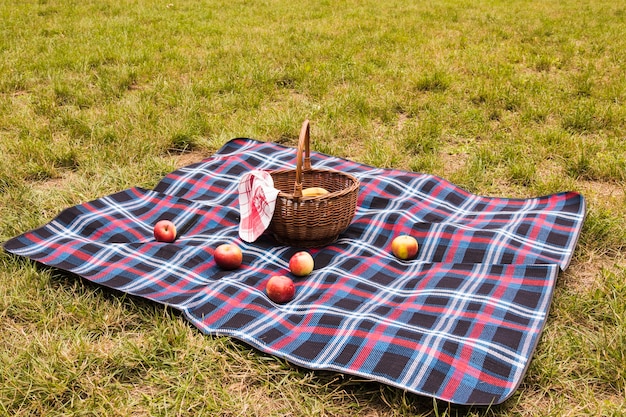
3;138;586;405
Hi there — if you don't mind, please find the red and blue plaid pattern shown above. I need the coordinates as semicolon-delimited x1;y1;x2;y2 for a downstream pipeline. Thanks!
3;138;585;405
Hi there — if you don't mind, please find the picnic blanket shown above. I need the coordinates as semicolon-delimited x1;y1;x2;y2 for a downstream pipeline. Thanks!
3;138;586;406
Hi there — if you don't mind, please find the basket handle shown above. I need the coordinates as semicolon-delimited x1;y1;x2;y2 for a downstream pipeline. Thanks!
293;119;311;197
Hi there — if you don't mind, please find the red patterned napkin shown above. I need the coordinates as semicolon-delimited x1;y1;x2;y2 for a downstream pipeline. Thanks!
238;170;279;242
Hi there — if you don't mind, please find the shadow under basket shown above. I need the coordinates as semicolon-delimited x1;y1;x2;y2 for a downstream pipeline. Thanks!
268;120;359;247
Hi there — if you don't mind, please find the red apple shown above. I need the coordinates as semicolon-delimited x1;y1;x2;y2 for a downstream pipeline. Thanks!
391;235;419;260
154;220;177;243
288;251;314;277
265;275;296;303
214;243;243;270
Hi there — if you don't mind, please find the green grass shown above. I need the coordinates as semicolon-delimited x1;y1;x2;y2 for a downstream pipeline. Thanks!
1;0;626;415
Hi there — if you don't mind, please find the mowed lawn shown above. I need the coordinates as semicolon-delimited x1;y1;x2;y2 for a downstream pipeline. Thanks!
1;0;625;416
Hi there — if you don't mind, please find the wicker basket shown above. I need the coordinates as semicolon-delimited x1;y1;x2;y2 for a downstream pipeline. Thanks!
268;120;359;247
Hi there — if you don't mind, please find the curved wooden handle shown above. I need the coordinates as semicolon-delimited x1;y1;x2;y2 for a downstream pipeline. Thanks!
293;120;311;197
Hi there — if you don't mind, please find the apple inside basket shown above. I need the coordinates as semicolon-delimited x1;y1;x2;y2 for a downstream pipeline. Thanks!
268;120;359;248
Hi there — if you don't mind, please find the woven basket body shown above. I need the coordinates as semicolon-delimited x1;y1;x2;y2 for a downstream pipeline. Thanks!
268;121;359;247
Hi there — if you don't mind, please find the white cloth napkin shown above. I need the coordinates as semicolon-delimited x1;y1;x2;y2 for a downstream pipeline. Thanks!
238;170;280;242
